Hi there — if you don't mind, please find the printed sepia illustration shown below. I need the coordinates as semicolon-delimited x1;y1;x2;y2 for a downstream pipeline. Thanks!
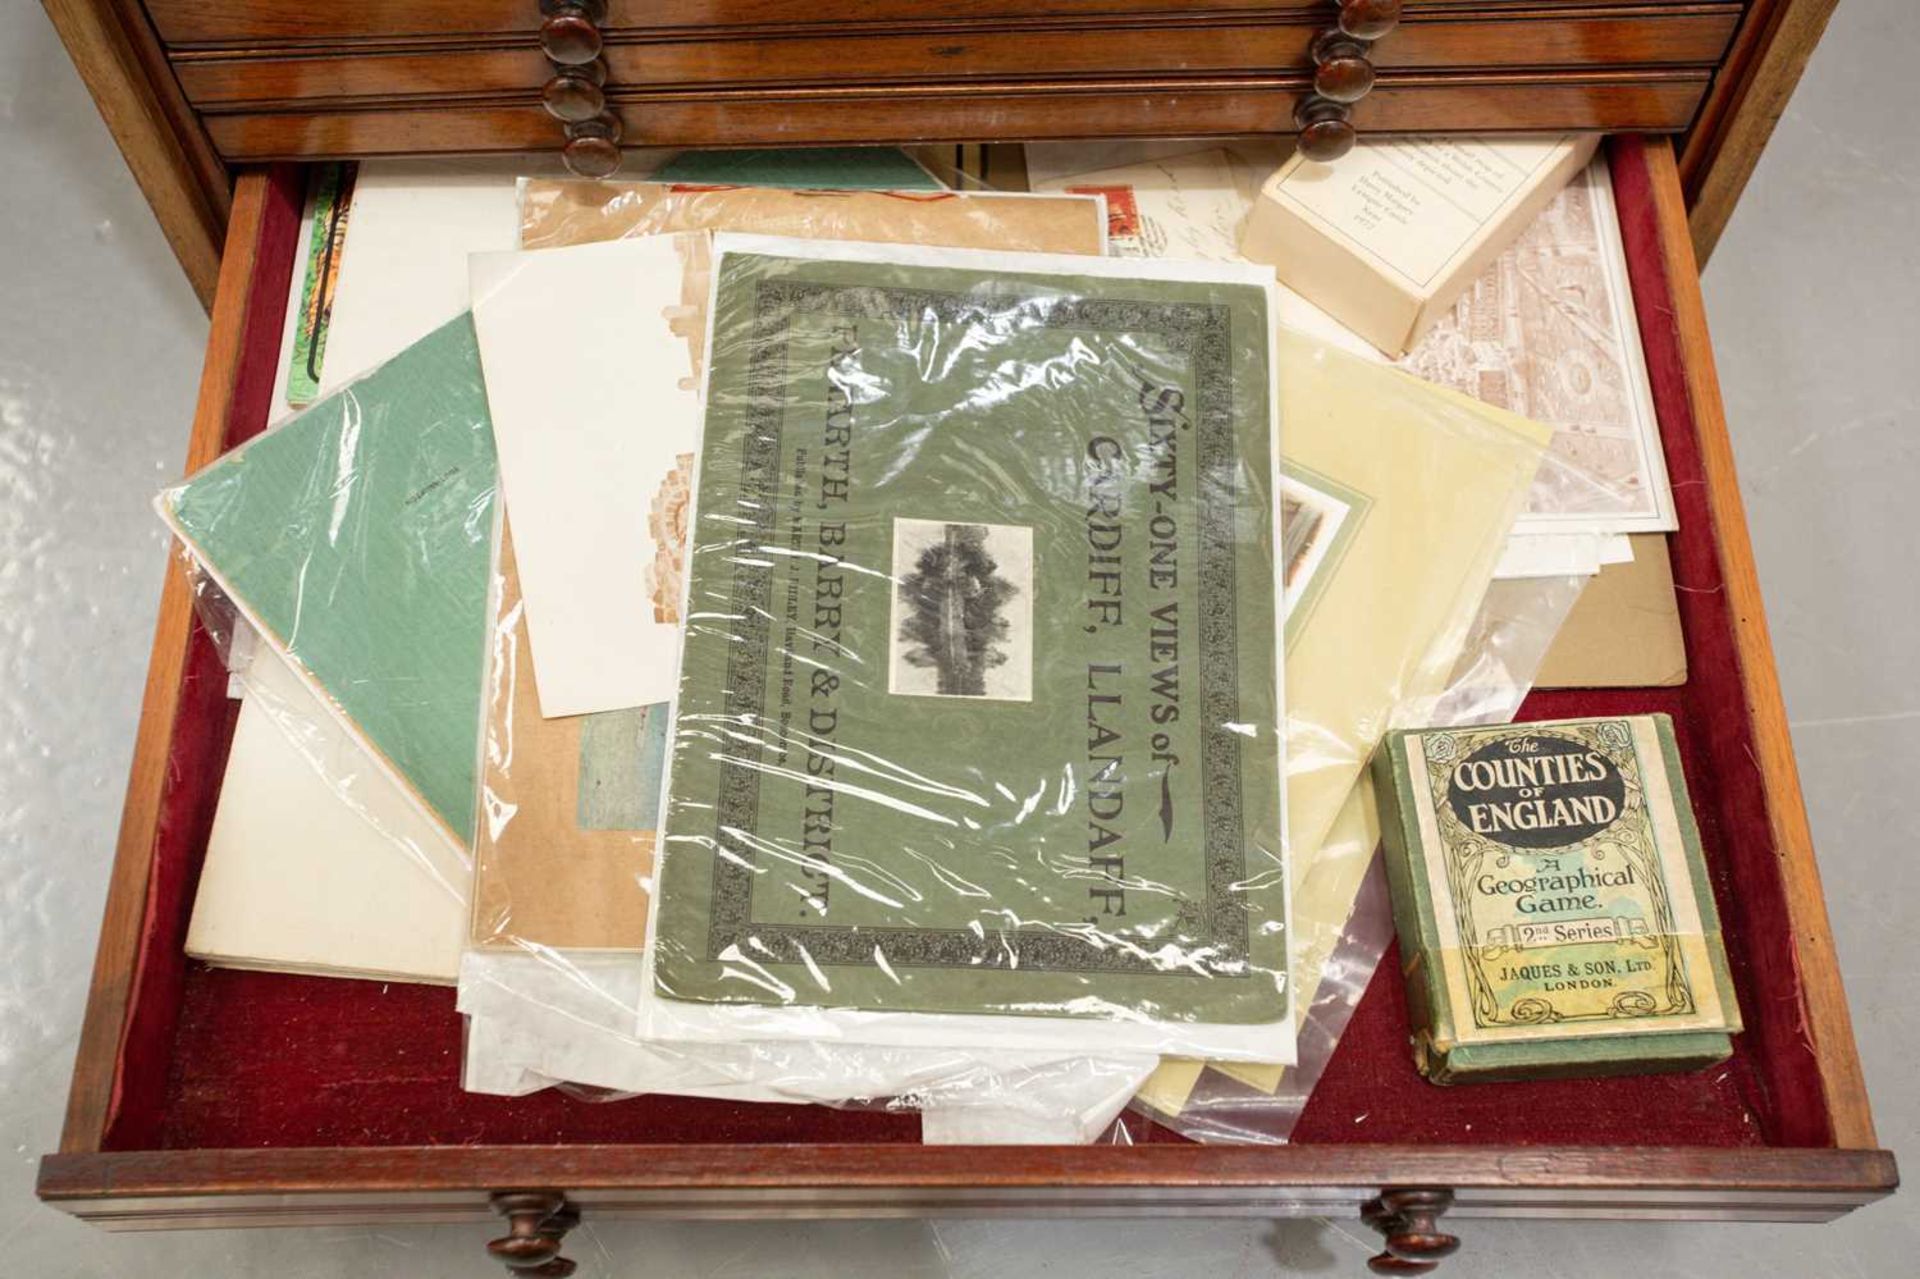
1278;473;1356;620
888;518;1034;701
1396;162;1670;528
646;451;695;624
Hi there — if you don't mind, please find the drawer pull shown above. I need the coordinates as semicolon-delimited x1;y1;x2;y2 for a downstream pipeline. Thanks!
537;0;620;177
564;114;624;179
487;1191;581;1277
1294;97;1357;162
1339;0;1403;41
542;59;607;123
1362;1188;1461;1275
1310;30;1375;104
1293;0;1398;161
538;0;604;65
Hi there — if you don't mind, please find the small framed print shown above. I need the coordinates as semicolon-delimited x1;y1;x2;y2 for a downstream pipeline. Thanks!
1279;471;1359;624
887;518;1034;702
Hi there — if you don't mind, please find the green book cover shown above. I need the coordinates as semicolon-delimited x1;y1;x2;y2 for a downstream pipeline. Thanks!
651;244;1287;1024
160;314;497;842
653;147;944;191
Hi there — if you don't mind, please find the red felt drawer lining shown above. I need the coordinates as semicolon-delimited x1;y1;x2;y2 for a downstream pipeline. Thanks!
98;137;1830;1154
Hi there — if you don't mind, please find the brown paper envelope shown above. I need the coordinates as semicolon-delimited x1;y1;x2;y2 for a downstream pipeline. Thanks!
471;526;657;951
1536;533;1687;689
520;181;1107;256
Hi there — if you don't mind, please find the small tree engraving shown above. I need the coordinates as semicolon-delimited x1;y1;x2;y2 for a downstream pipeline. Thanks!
897;524;1016;696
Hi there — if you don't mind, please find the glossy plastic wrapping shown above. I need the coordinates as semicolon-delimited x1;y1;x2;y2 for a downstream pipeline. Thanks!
459;178;1190;1138
1006;143;1635;1126
463;224;1296;1141
156;315;496;921
643;234;1292;1059
1135;571;1588;1140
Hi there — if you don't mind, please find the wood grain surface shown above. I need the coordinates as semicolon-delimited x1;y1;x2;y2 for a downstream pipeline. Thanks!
167;9;1742;108
197;72;1711;159
143;0;1721;45
37;1144;1897;1226
1676;0;1842;263
1646;138;1878;1150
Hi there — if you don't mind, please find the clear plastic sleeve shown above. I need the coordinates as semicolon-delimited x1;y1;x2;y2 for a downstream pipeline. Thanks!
1128;331;1562;1127
460;177;1206;1136
634;233;1292;1060
458;952;1156;1143
156;314;497;911
1133;571;1588;1141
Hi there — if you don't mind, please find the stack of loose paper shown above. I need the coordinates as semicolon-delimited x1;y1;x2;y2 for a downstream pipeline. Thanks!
1027;144;1677;584
464;230;1294;1113
460;182;1260;1135
464;183;1109;960
213;162;1067;986
163;315;500;986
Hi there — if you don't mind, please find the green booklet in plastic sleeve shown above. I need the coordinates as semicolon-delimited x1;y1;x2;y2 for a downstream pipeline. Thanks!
650;236;1290;1044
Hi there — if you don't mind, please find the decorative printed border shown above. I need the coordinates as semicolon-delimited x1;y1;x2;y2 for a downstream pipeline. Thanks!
700;270;1260;978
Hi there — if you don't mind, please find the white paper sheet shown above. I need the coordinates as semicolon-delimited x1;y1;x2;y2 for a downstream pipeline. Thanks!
187;643;468;984
297;159;572;401
469;234;703;716
459;952;1153;1143
1493;532;1637;580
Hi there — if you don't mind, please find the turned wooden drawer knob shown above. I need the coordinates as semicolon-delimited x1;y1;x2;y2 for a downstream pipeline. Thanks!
1311;30;1375;104
1295;97;1357;162
542;59;606;123
563;113;623;179
539;0;605;65
538;0;620;177
1362;1188;1461;1275
488;1191;581;1277
1339;0;1403;41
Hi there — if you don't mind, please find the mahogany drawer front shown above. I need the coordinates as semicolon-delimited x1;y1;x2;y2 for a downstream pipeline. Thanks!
196;72;1712;160
169;8;1743;109
145;0;1737;46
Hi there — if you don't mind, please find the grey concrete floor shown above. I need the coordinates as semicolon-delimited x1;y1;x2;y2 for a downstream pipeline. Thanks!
3;1;1916;1275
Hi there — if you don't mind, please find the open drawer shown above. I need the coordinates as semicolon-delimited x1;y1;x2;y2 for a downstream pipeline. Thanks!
34;135;1895;1274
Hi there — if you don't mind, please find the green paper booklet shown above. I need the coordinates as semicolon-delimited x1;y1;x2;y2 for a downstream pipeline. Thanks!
651;236;1289;1032
158;314;497;843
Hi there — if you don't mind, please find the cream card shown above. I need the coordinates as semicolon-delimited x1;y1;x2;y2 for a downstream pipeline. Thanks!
1276;136;1575;290
469;234;702;717
188;643;467;985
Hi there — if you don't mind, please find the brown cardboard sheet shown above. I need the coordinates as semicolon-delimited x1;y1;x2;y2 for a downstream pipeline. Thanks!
1536;533;1687;689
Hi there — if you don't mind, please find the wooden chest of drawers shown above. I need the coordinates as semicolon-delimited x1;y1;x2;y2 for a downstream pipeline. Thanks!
36;2;1888;1275
50;0;1832;307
